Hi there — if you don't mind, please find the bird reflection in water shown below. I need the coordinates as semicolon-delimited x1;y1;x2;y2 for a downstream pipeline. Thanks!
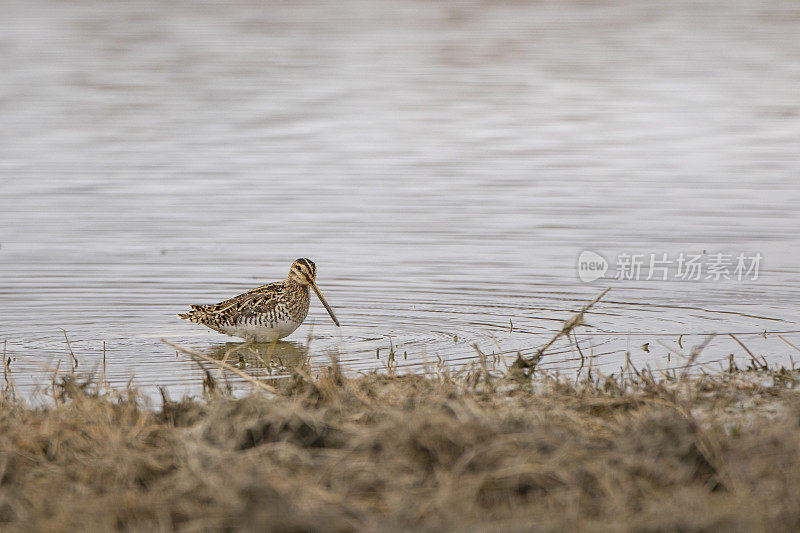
204;340;309;376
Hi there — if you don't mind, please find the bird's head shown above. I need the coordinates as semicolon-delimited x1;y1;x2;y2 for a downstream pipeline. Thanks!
287;258;339;327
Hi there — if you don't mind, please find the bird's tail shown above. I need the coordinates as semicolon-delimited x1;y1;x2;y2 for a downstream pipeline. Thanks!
176;304;217;322
176;311;206;323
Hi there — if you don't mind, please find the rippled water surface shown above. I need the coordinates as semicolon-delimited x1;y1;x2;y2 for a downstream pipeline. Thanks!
2;0;800;399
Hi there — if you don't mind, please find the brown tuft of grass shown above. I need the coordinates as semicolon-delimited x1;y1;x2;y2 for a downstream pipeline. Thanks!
2;367;800;531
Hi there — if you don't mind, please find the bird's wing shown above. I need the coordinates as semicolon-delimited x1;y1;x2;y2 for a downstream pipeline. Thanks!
224;281;284;305
181;282;284;326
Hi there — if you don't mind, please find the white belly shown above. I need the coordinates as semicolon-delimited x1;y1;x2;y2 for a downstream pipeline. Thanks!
219;319;301;342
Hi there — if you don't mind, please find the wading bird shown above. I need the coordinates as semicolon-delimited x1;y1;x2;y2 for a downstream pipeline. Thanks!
177;258;340;342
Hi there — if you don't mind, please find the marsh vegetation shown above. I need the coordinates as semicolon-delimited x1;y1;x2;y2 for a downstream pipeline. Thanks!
3;352;800;532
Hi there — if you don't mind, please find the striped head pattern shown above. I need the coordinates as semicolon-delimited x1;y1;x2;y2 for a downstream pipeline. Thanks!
288;258;317;285
287;257;340;326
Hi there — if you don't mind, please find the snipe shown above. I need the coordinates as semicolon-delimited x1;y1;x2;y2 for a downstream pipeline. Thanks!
176;258;339;342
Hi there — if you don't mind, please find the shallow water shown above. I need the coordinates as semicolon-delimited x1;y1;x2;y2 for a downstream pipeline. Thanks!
2;0;800;399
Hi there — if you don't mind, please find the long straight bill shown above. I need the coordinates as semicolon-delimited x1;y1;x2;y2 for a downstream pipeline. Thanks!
308;279;340;326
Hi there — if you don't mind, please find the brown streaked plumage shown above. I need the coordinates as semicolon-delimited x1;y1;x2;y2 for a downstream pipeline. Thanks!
176;258;340;342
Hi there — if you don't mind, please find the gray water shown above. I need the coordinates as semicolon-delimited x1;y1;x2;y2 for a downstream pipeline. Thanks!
2;0;800;399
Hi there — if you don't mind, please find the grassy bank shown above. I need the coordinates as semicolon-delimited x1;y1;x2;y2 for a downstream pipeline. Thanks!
2;363;800;532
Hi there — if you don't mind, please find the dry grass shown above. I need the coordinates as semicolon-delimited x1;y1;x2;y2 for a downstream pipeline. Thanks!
1;363;800;532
